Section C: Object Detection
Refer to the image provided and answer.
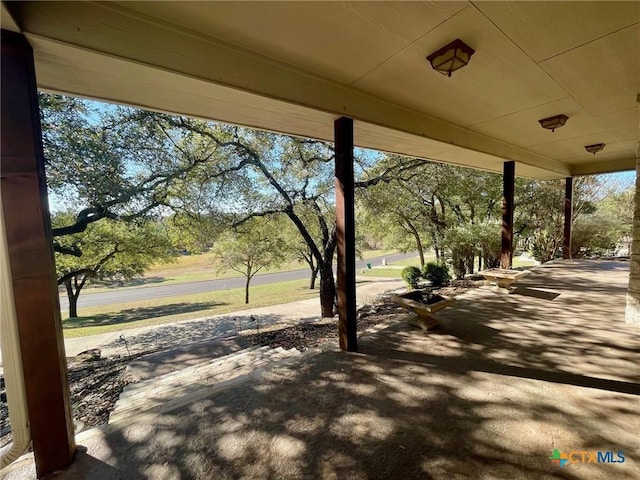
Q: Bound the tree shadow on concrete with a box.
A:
[74,342,636,480]
[43,259,639,479]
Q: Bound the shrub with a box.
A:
[401,266,422,289]
[422,262,450,287]
[474,221,501,269]
[443,225,477,279]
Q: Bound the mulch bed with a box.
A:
[401,291,446,304]
[0,354,145,449]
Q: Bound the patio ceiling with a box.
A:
[2,1,638,180]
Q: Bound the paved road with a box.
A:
[59,252,416,311]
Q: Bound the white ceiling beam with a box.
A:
[12,1,570,178]
[571,157,636,176]
[1,1,20,32]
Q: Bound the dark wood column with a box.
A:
[335,117,357,352]
[501,161,515,269]
[1,30,76,476]
[563,177,573,259]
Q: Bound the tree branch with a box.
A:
[52,206,117,237]
[232,208,288,227]
[57,269,97,285]
[53,243,82,257]
[354,159,425,189]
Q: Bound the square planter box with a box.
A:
[479,268,529,292]
[391,290,455,330]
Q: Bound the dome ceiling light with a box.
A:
[538,114,569,132]
[584,143,605,155]
[426,39,475,77]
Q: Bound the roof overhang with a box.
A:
[4,1,638,180]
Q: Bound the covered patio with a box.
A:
[1,1,638,477]
[3,259,639,479]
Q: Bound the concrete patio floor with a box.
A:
[3,259,639,479]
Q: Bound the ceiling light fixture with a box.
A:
[584,143,605,155]
[538,114,568,132]
[426,39,475,77]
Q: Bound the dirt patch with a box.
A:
[0,353,145,449]
[243,300,407,351]
[401,291,446,304]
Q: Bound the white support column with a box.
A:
[625,98,640,324]
[625,119,640,323]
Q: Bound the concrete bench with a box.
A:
[479,268,529,292]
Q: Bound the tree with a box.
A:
[474,220,502,269]
[42,95,423,317]
[443,225,477,279]
[358,177,433,267]
[358,157,455,266]
[133,114,423,317]
[53,213,175,317]
[515,177,599,263]
[212,219,286,304]
[358,161,503,269]
[41,93,229,257]
[571,184,634,257]
[272,212,323,290]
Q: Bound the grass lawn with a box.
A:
[62,250,538,339]
[357,268,404,279]
[385,254,437,267]
[63,279,317,338]
[512,257,537,268]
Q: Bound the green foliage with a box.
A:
[443,225,477,279]
[164,213,223,254]
[473,221,502,269]
[422,262,450,287]
[594,185,634,239]
[401,266,422,289]
[515,179,564,263]
[53,213,175,284]
[570,186,634,257]
[357,160,503,268]
[53,212,176,317]
[515,177,602,263]
[571,214,619,257]
[212,218,287,303]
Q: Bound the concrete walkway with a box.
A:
[4,260,640,479]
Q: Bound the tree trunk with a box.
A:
[431,232,440,262]
[309,267,319,290]
[318,260,336,318]
[65,279,79,318]
[406,221,425,267]
[245,276,250,304]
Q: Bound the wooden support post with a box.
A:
[335,117,357,352]
[1,30,76,476]
[563,177,573,259]
[501,161,515,269]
